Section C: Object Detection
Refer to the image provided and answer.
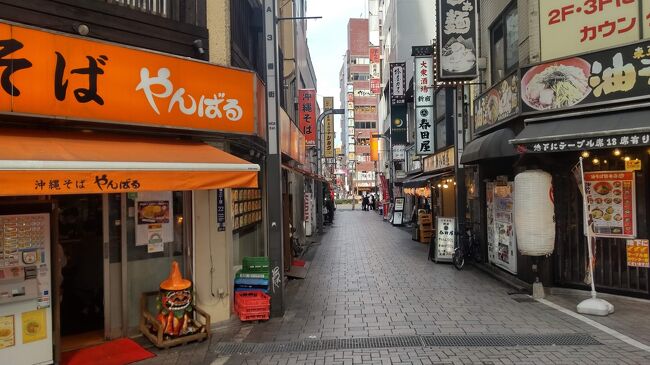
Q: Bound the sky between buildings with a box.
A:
[307,0,367,148]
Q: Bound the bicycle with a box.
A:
[452,222,482,270]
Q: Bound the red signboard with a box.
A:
[370,79,381,95]
[298,89,316,145]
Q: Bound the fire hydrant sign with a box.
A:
[626,239,649,268]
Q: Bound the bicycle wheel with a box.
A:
[452,249,464,270]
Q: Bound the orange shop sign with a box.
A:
[0,22,259,135]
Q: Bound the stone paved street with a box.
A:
[138,210,650,364]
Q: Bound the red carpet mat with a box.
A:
[61,338,155,365]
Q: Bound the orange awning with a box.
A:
[0,129,259,196]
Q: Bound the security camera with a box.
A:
[193,39,205,55]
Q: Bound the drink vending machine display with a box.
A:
[0,213,53,365]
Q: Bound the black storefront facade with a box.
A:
[463,42,650,298]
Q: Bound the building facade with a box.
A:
[0,1,316,363]
[339,18,378,196]
[462,0,650,299]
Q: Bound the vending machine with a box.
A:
[0,213,53,365]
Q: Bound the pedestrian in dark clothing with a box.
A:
[362,195,368,211]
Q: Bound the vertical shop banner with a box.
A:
[493,182,517,274]
[436,217,455,260]
[584,171,636,238]
[323,97,335,158]
[627,239,649,268]
[347,84,356,175]
[437,0,478,80]
[217,189,226,232]
[370,47,381,95]
[135,191,174,252]
[413,47,435,155]
[389,63,406,105]
[391,103,408,145]
[299,89,317,145]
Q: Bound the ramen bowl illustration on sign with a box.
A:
[522,57,591,111]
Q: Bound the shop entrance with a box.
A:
[57,194,105,349]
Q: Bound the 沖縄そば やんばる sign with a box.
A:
[0,22,259,135]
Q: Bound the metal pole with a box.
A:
[263,0,285,317]
[454,85,467,234]
[316,109,344,234]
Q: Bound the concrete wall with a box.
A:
[479,0,534,88]
[193,190,233,323]
[207,0,230,66]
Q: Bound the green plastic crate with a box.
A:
[236,269,270,280]
[242,256,270,273]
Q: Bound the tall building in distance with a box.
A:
[340,18,378,196]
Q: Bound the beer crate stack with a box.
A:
[418,212,433,244]
[234,256,270,321]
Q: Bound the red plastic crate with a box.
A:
[238,311,269,321]
[235,291,270,307]
[235,303,269,315]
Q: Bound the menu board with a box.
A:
[435,217,455,261]
[232,188,262,231]
[492,183,517,274]
[584,171,636,238]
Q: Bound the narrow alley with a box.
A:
[140,211,650,365]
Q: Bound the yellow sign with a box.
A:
[324,97,335,158]
[625,159,642,171]
[627,239,649,267]
[539,0,645,61]
[21,309,46,344]
[0,315,15,349]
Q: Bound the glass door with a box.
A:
[124,191,190,335]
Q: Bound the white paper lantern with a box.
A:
[514,170,555,256]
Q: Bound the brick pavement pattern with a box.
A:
[138,210,650,364]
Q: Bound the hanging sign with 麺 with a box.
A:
[437,0,478,80]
